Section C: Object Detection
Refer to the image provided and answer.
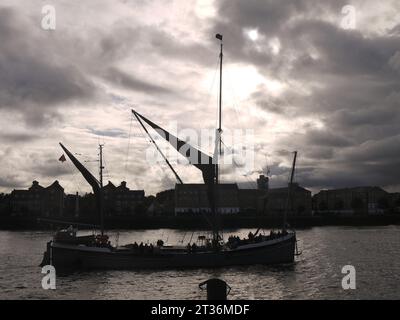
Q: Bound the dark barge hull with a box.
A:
[41,233,296,270]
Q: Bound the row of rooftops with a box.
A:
[315,186,388,195]
[9,180,396,200]
[102,181,144,195]
[11,180,144,196]
[173,182,310,194]
[11,180,64,195]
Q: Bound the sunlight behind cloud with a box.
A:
[195,0,216,18]
[269,37,281,55]
[247,29,259,41]
[224,65,286,102]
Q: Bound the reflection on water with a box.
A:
[0,226,399,299]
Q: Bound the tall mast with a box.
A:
[214,33,223,244]
[99,144,105,235]
[99,144,104,188]
[216,33,223,186]
[284,151,297,232]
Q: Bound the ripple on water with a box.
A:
[0,227,399,299]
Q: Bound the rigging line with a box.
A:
[242,169,258,189]
[202,59,219,130]
[189,231,195,244]
[135,115,174,188]
[219,139,257,188]
[131,115,164,189]
[233,117,264,183]
[59,149,79,194]
[103,148,111,184]
[131,117,150,189]
[225,59,245,129]
[124,114,134,183]
[63,163,78,195]
[208,60,220,99]
[177,134,214,159]
[224,59,265,181]
[133,112,183,185]
[65,158,83,195]
[180,232,186,244]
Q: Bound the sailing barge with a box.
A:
[40,34,298,270]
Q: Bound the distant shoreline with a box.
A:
[0,214,399,230]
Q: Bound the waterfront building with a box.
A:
[174,183,240,215]
[10,180,64,217]
[257,174,269,191]
[267,183,312,217]
[103,181,145,216]
[153,189,175,216]
[313,186,390,216]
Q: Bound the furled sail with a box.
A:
[131,110,216,186]
[59,143,103,229]
[132,110,219,240]
[60,143,101,193]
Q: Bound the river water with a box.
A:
[0,226,399,300]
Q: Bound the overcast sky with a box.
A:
[1,0,400,195]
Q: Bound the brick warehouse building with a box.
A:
[10,180,64,217]
[313,186,391,215]
[102,181,145,216]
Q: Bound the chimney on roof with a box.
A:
[257,175,269,191]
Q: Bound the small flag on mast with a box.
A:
[215,33,223,41]
[59,154,66,162]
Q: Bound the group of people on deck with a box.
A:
[227,229,289,249]
[186,242,198,253]
[129,242,154,254]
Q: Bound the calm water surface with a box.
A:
[0,226,399,299]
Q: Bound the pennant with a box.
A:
[59,154,66,163]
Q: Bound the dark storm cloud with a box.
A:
[287,22,400,76]
[103,67,173,95]
[0,132,39,143]
[0,6,212,129]
[252,90,291,115]
[29,154,72,177]
[2,0,400,193]
[209,0,400,190]
[0,7,97,125]
[211,0,349,71]
[297,157,400,190]
[342,135,400,163]
[88,127,127,138]
[0,3,221,122]
[388,23,400,36]
[93,23,215,73]
[0,174,25,189]
[303,147,334,160]
[304,129,353,147]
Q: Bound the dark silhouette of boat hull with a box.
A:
[41,233,296,270]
